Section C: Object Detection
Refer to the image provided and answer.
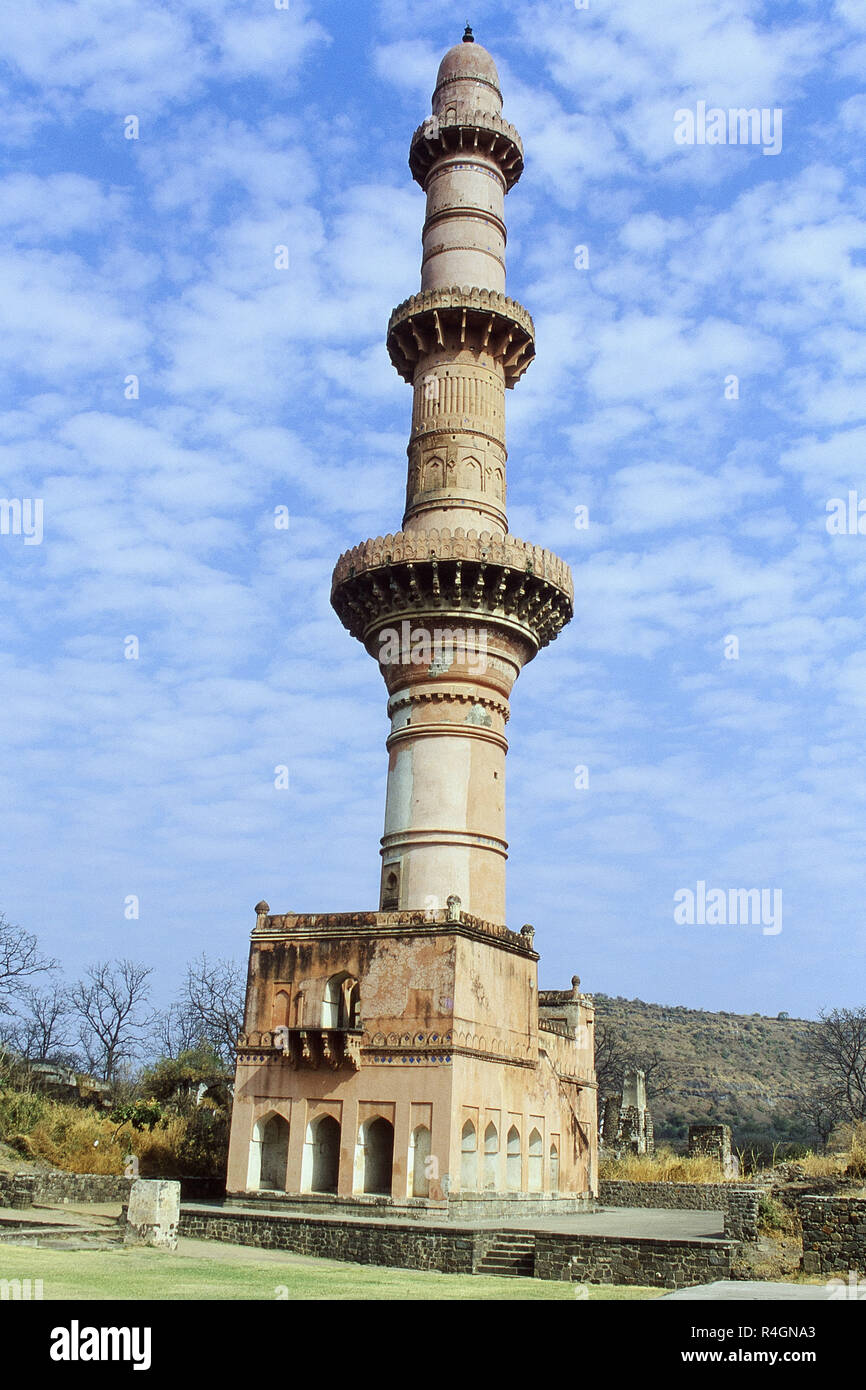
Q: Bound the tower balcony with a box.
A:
[409,111,524,190]
[387,286,535,387]
[236,1026,364,1072]
[331,526,573,656]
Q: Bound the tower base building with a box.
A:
[227,31,598,1212]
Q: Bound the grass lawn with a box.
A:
[0,1241,664,1301]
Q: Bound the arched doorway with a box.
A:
[358,1117,394,1195]
[460,1119,478,1191]
[528,1128,543,1191]
[302,1114,341,1194]
[251,1112,288,1191]
[408,1124,431,1197]
[483,1122,499,1190]
[506,1125,521,1192]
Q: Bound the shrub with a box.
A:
[109,1098,163,1131]
[0,1086,49,1136]
[758,1194,786,1231]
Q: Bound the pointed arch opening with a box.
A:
[355,1116,394,1196]
[460,1119,478,1192]
[528,1127,543,1192]
[249,1111,289,1192]
[550,1139,560,1193]
[506,1125,521,1192]
[408,1124,432,1197]
[322,973,360,1029]
[483,1121,499,1191]
[301,1114,340,1194]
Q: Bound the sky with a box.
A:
[1,0,864,1023]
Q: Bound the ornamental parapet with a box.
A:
[387,286,534,386]
[332,527,572,596]
[409,111,524,189]
[250,902,538,956]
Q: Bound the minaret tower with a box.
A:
[227,31,598,1210]
[331,28,573,927]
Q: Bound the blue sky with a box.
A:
[1,0,865,1022]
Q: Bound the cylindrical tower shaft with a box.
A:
[331,31,572,925]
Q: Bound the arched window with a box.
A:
[506,1125,521,1192]
[528,1128,543,1192]
[550,1140,560,1193]
[483,1121,499,1191]
[460,1119,478,1192]
[322,973,360,1029]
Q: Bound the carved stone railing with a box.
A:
[333,527,572,596]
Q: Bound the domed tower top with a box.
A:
[432,27,503,118]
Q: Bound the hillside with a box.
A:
[593,995,819,1150]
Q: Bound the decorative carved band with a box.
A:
[409,112,523,189]
[386,721,509,755]
[412,371,504,433]
[387,287,535,387]
[380,827,509,856]
[388,689,510,720]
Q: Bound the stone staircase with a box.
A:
[475,1232,536,1278]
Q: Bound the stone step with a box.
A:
[476,1233,536,1276]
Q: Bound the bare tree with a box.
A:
[625,1046,674,1101]
[801,1084,847,1151]
[594,1021,628,1098]
[0,912,58,1015]
[70,960,154,1082]
[808,1007,866,1122]
[150,1001,204,1061]
[4,983,79,1066]
[181,954,245,1066]
[594,1022,672,1101]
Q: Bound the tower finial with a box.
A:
[463,24,474,43]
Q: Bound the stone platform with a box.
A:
[179,1200,734,1288]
